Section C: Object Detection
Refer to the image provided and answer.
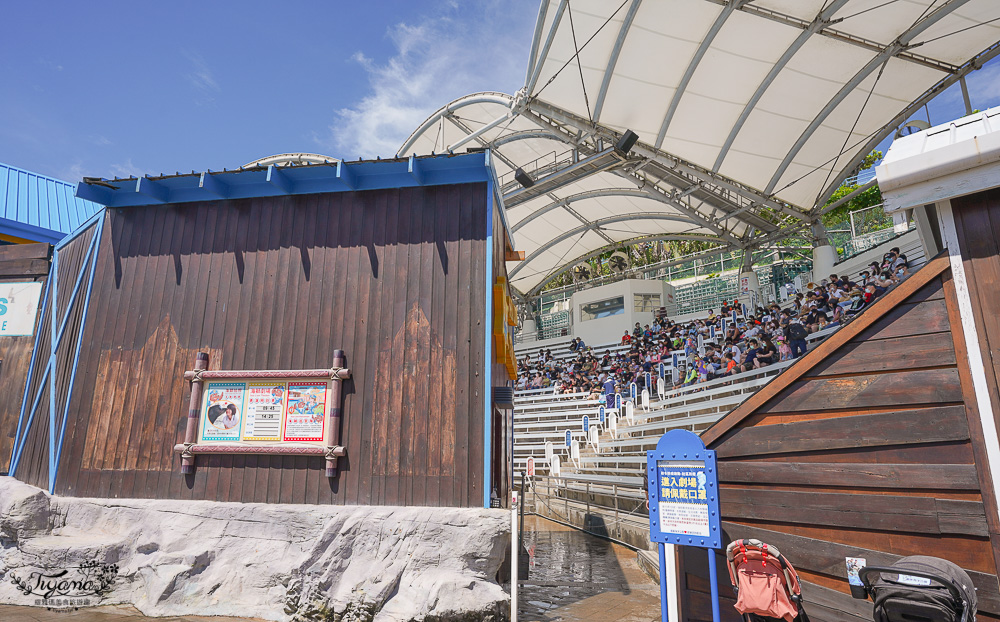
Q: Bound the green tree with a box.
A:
[822,150,884,227]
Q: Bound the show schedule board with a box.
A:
[198,379,330,445]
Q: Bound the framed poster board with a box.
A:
[196,379,331,446]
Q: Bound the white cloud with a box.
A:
[183,50,221,106]
[965,60,1000,110]
[109,158,144,179]
[58,161,88,184]
[322,2,533,159]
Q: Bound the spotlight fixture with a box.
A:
[514,167,534,188]
[614,129,639,154]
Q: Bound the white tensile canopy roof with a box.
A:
[399,0,1000,296]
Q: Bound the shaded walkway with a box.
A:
[518,515,660,622]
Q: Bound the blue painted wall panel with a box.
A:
[0,162,102,242]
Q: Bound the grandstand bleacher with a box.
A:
[512,232,926,550]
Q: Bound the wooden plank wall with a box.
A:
[0,243,50,472]
[951,189,1000,571]
[681,269,1000,622]
[9,230,97,490]
[14,183,491,507]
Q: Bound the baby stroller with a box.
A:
[726,539,810,622]
[856,556,977,622]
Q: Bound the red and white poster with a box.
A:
[282,382,327,442]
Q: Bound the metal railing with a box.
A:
[522,473,650,547]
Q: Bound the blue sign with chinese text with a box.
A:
[647,429,721,549]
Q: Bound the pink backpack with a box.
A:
[726,539,810,622]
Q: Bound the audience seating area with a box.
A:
[512,233,926,547]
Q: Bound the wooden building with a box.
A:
[0,243,51,473]
[677,109,1000,621]
[4,152,519,508]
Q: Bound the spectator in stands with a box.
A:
[514,251,920,398]
[755,336,777,368]
[722,352,737,375]
[776,335,792,361]
[785,320,808,358]
[740,339,761,372]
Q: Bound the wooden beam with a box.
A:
[716,405,969,458]
[702,253,951,446]
[719,461,982,490]
[0,243,51,262]
[505,249,525,262]
[0,258,51,277]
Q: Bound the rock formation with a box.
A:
[0,477,510,621]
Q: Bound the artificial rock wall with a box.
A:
[0,477,509,621]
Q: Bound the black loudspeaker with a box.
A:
[514,167,534,188]
[614,129,639,154]
[493,386,515,410]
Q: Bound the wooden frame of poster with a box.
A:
[175,350,350,478]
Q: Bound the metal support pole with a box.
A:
[181,352,209,474]
[658,543,669,622]
[708,548,721,622]
[960,75,974,116]
[519,472,525,543]
[613,483,619,533]
[511,490,519,622]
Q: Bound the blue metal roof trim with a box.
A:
[0,162,103,242]
[76,152,497,208]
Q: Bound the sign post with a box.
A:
[511,489,519,622]
[648,429,722,622]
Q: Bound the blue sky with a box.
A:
[3,2,1000,186]
[1,1,536,181]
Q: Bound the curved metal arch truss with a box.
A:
[400,1,1000,296]
[515,234,728,297]
[509,212,725,279]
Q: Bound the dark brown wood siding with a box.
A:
[683,259,1000,622]
[0,243,50,472]
[15,183,492,507]
[951,188,1000,588]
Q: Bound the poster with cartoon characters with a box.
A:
[199,382,246,442]
[282,382,327,442]
[242,383,286,441]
